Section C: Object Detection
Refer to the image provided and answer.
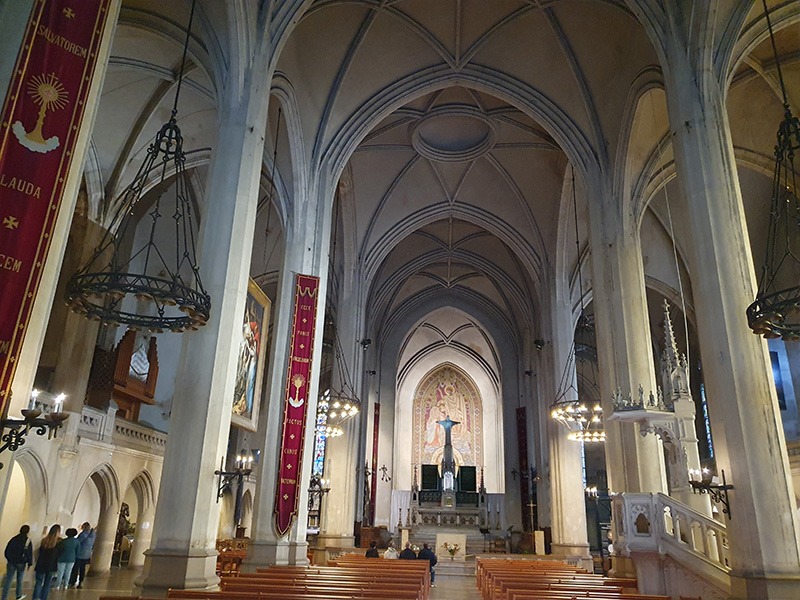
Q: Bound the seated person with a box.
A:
[417,542,438,586]
[383,542,399,559]
[399,542,417,559]
[365,541,380,558]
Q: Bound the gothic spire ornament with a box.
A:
[66,0,209,333]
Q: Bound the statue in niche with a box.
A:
[128,332,151,382]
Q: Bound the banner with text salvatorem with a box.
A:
[274,274,320,537]
[0,0,112,413]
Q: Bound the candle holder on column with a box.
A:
[689,468,733,519]
[214,451,255,535]
[1,390,69,469]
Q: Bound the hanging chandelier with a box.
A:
[747,0,800,342]
[550,314,606,443]
[550,166,605,443]
[67,0,209,333]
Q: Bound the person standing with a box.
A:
[32,526,60,600]
[417,542,438,587]
[53,530,78,591]
[383,542,399,559]
[2,525,33,600]
[69,523,95,589]
[398,542,416,560]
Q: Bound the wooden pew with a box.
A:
[475,556,669,600]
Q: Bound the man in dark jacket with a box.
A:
[398,542,416,560]
[365,541,379,558]
[416,542,438,587]
[2,525,32,600]
[69,523,96,588]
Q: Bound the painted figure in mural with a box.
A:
[233,303,260,417]
[424,380,472,464]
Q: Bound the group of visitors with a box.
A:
[1,523,96,600]
[364,541,439,586]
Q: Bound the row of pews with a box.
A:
[102,554,430,600]
[476,557,670,600]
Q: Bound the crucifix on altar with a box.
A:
[437,415,460,493]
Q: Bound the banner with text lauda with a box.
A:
[0,0,112,412]
[274,274,320,537]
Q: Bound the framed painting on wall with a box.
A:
[231,279,271,430]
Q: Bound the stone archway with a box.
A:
[412,363,483,473]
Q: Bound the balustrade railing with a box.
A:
[612,492,730,574]
[75,405,166,455]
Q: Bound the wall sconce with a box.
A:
[689,468,733,519]
[360,339,372,350]
[1,390,68,469]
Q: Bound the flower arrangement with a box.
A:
[442,542,460,559]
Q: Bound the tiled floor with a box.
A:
[7,566,483,600]
[430,575,481,599]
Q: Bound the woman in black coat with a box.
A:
[33,525,61,600]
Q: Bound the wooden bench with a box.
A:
[474,557,671,600]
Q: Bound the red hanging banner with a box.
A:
[274,274,320,537]
[368,403,380,525]
[0,0,113,411]
[516,407,531,531]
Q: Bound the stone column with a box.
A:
[543,273,590,565]
[587,184,667,579]
[48,215,104,413]
[587,186,667,496]
[90,500,119,575]
[129,506,155,569]
[135,57,272,594]
[316,281,364,549]
[246,182,335,568]
[316,417,359,548]
[664,53,800,598]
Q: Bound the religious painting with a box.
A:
[231,279,271,430]
[412,363,483,471]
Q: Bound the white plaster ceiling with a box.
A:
[82,1,800,367]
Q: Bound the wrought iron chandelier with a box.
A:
[317,333,361,427]
[550,166,605,443]
[67,0,209,333]
[314,204,360,437]
[747,0,800,341]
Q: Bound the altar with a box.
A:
[407,415,492,530]
[436,532,466,562]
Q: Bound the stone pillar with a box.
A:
[587,185,667,579]
[90,500,119,575]
[245,184,335,568]
[587,186,667,496]
[129,506,155,569]
[544,273,590,564]
[316,416,359,548]
[49,218,107,412]
[135,58,272,594]
[664,53,800,598]
[316,281,364,549]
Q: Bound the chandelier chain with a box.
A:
[172,0,198,118]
